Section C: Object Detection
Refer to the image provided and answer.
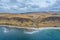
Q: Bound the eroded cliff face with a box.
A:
[0,13,60,27]
[0,14,33,27]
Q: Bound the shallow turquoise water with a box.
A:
[30,29,60,40]
[0,26,60,40]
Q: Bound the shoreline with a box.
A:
[0,25,60,34]
[0,25,60,30]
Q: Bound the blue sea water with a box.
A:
[0,26,60,40]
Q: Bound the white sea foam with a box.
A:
[1,27,10,33]
[24,31,39,34]
[1,25,60,34]
[24,27,60,34]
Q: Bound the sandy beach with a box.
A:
[0,25,60,34]
[0,25,60,30]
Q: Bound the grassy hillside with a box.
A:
[0,13,60,27]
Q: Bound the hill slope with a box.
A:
[0,13,60,27]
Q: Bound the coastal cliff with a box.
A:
[0,13,60,27]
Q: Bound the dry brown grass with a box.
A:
[0,13,60,27]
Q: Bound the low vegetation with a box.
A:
[0,13,60,27]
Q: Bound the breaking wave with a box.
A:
[24,27,60,34]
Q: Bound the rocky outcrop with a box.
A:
[41,16,60,22]
[11,17,33,23]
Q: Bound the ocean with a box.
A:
[0,26,60,40]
